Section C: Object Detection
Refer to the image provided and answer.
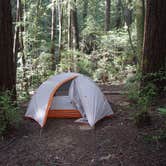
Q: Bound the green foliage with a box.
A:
[158,107,166,116]
[77,58,92,76]
[134,110,151,127]
[126,73,157,108]
[57,50,93,76]
[142,107,166,143]
[126,70,166,127]
[142,70,166,95]
[126,73,141,102]
[126,73,159,127]
[58,28,137,83]
[93,29,136,83]
[17,0,138,96]
[144,133,166,143]
[0,91,20,136]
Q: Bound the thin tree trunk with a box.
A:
[121,1,136,63]
[35,0,41,58]
[20,1,28,93]
[13,0,20,64]
[136,0,145,66]
[67,0,72,49]
[105,0,111,31]
[50,0,56,71]
[0,0,16,97]
[141,0,166,95]
[13,0,21,95]
[70,0,79,72]
[127,26,136,57]
[58,0,63,63]
[71,0,79,50]
[115,0,122,29]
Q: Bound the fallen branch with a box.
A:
[103,91,125,95]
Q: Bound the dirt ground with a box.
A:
[0,85,166,166]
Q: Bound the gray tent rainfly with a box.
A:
[25,72,113,127]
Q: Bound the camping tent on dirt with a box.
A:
[25,72,113,127]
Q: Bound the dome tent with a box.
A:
[25,72,113,127]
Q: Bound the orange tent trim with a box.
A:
[47,109,82,118]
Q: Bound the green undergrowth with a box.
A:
[0,91,20,136]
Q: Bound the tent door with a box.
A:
[48,96,81,118]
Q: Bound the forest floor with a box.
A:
[0,85,166,166]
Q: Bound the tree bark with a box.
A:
[115,0,122,29]
[34,0,41,58]
[105,0,111,31]
[136,0,145,66]
[121,2,136,62]
[58,0,63,63]
[50,0,56,70]
[71,0,79,50]
[141,0,166,95]
[13,0,21,64]
[67,0,72,49]
[0,0,16,96]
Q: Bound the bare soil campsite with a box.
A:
[0,0,166,166]
[0,85,166,166]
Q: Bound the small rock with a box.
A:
[119,101,130,106]
[99,154,112,161]
[79,124,95,130]
[91,158,95,163]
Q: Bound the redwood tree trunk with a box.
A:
[141,0,166,94]
[105,0,111,31]
[0,0,16,95]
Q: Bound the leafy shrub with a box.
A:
[57,50,93,76]
[77,58,92,76]
[125,73,141,102]
[158,107,166,116]
[0,91,20,136]
[143,107,166,143]
[126,73,158,127]
[134,110,151,127]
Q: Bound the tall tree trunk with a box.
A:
[50,0,56,71]
[115,0,122,29]
[141,0,166,95]
[67,0,72,49]
[20,0,28,93]
[34,0,41,58]
[122,1,136,64]
[13,0,21,64]
[0,0,16,96]
[105,0,111,31]
[13,0,21,95]
[136,0,145,66]
[71,0,79,50]
[58,0,63,63]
